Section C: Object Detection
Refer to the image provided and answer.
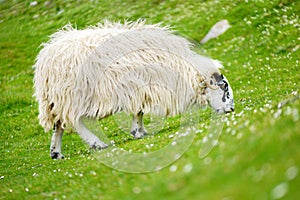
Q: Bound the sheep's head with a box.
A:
[205,72,234,114]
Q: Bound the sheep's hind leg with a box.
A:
[131,111,148,139]
[50,121,64,159]
[75,118,108,150]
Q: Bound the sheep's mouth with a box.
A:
[225,108,234,114]
[216,107,234,114]
[225,107,234,113]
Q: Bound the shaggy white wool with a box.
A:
[34,20,221,131]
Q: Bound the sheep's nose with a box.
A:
[225,107,234,113]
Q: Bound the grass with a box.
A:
[0,0,299,199]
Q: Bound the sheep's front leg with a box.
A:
[131,111,148,139]
[75,118,108,149]
[50,121,64,159]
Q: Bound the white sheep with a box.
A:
[33,20,234,159]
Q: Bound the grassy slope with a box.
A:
[0,0,299,199]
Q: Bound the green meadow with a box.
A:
[0,0,299,199]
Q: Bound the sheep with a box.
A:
[33,20,234,159]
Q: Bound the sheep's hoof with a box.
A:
[131,128,148,139]
[51,152,64,159]
[90,141,108,150]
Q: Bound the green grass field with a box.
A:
[0,0,299,199]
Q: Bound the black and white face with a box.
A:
[205,73,234,114]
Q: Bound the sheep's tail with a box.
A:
[37,99,55,132]
[33,67,55,132]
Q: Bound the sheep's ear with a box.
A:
[206,72,220,90]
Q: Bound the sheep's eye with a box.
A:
[218,81,228,91]
[217,82,225,90]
